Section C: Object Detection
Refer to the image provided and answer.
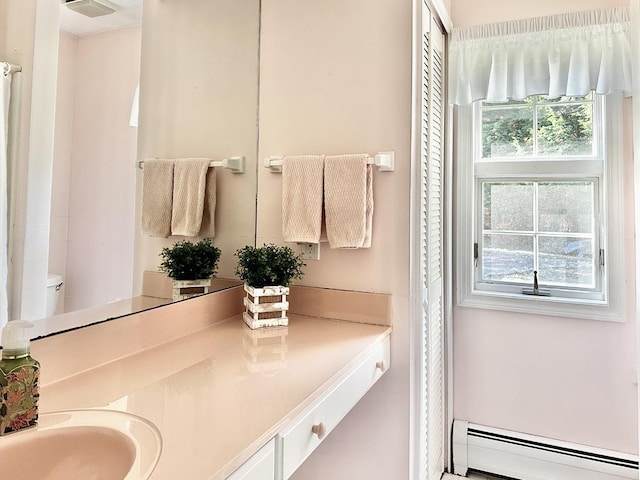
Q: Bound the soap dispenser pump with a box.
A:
[0,321,40,435]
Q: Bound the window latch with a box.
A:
[473,243,478,267]
[522,270,550,297]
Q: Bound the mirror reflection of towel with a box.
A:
[198,167,217,237]
[324,154,373,249]
[141,159,175,238]
[171,158,212,237]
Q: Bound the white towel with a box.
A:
[198,167,217,237]
[282,155,324,243]
[141,159,175,238]
[171,158,212,236]
[324,154,373,249]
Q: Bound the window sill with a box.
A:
[457,290,624,322]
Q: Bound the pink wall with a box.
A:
[51,26,141,313]
[257,0,412,478]
[451,0,638,454]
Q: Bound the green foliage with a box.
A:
[235,244,305,288]
[159,238,221,280]
[482,109,533,157]
[537,103,592,155]
[482,96,593,157]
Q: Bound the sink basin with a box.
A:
[0,409,162,480]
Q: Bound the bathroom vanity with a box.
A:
[227,328,390,480]
[31,285,392,479]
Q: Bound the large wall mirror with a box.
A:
[3,0,259,336]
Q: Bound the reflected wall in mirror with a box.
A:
[49,11,142,316]
[2,0,259,331]
[133,0,260,295]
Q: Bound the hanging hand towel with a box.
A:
[282,155,324,243]
[171,158,212,236]
[362,162,374,248]
[324,154,373,249]
[141,159,175,238]
[198,167,217,237]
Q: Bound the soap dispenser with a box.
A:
[0,321,40,435]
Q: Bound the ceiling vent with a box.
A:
[63,0,117,18]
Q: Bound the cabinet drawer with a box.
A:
[227,438,275,480]
[278,336,390,479]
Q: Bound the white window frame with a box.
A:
[455,93,625,321]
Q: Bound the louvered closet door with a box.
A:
[417,3,445,480]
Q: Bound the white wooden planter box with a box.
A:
[243,284,289,329]
[172,279,212,301]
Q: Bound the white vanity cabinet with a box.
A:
[276,335,391,479]
[227,335,391,480]
[228,439,276,480]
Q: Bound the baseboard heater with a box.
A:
[452,420,639,480]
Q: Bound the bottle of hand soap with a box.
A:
[0,321,39,435]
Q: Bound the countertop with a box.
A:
[38,314,391,479]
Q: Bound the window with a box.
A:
[480,180,599,292]
[481,95,596,157]
[456,93,625,320]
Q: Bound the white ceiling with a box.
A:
[59,0,143,36]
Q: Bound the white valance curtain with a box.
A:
[449,7,633,105]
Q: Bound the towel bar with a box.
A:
[264,151,395,173]
[137,156,245,174]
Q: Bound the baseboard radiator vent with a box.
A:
[452,420,638,480]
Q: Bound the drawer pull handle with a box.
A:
[312,422,327,440]
[376,360,387,372]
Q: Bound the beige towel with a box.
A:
[282,155,324,243]
[324,154,373,249]
[362,163,373,248]
[198,167,217,237]
[141,159,175,238]
[171,158,212,236]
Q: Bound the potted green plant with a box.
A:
[235,244,305,329]
[159,238,221,301]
